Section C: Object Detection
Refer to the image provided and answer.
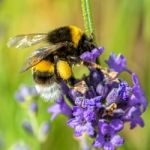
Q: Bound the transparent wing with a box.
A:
[20,43,66,72]
[7,33,47,48]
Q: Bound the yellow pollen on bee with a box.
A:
[32,60,54,73]
[57,60,72,80]
[69,25,83,48]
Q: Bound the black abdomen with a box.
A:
[47,26,72,44]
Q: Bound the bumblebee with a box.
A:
[8,25,96,101]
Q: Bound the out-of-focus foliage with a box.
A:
[0,0,149,150]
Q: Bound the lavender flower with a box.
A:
[67,106,95,137]
[29,102,38,113]
[80,47,104,63]
[93,120,124,150]
[123,106,144,129]
[22,121,33,135]
[129,73,147,112]
[106,53,127,73]
[39,122,51,142]
[15,86,37,103]
[48,48,147,150]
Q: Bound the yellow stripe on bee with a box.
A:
[69,25,83,48]
[57,60,72,80]
[32,60,54,73]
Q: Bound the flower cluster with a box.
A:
[48,48,147,150]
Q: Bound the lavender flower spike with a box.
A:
[47,47,147,150]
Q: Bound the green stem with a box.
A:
[28,111,41,150]
[81,0,96,42]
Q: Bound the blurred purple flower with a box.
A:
[29,102,38,113]
[22,121,33,135]
[40,122,50,135]
[15,86,37,102]
[39,122,51,142]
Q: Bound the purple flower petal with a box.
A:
[84,108,96,122]
[85,96,102,108]
[110,119,124,132]
[106,53,127,73]
[29,102,38,113]
[48,104,60,120]
[118,81,132,100]
[80,47,104,63]
[92,47,104,60]
[93,135,104,148]
[15,86,37,102]
[130,73,148,112]
[130,117,144,129]
[48,98,72,120]
[99,121,115,136]
[111,135,124,147]
[124,106,144,129]
[74,125,85,137]
[104,142,115,150]
[96,83,109,98]
[67,119,80,128]
[85,122,95,136]
[106,88,119,105]
[39,122,50,137]
[22,121,33,134]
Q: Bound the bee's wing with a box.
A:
[20,43,66,72]
[7,33,47,48]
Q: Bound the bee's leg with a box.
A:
[54,55,59,62]
[66,56,81,65]
[65,41,74,47]
[66,56,100,68]
[81,61,102,70]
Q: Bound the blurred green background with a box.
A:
[0,0,150,150]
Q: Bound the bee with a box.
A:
[8,25,96,101]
